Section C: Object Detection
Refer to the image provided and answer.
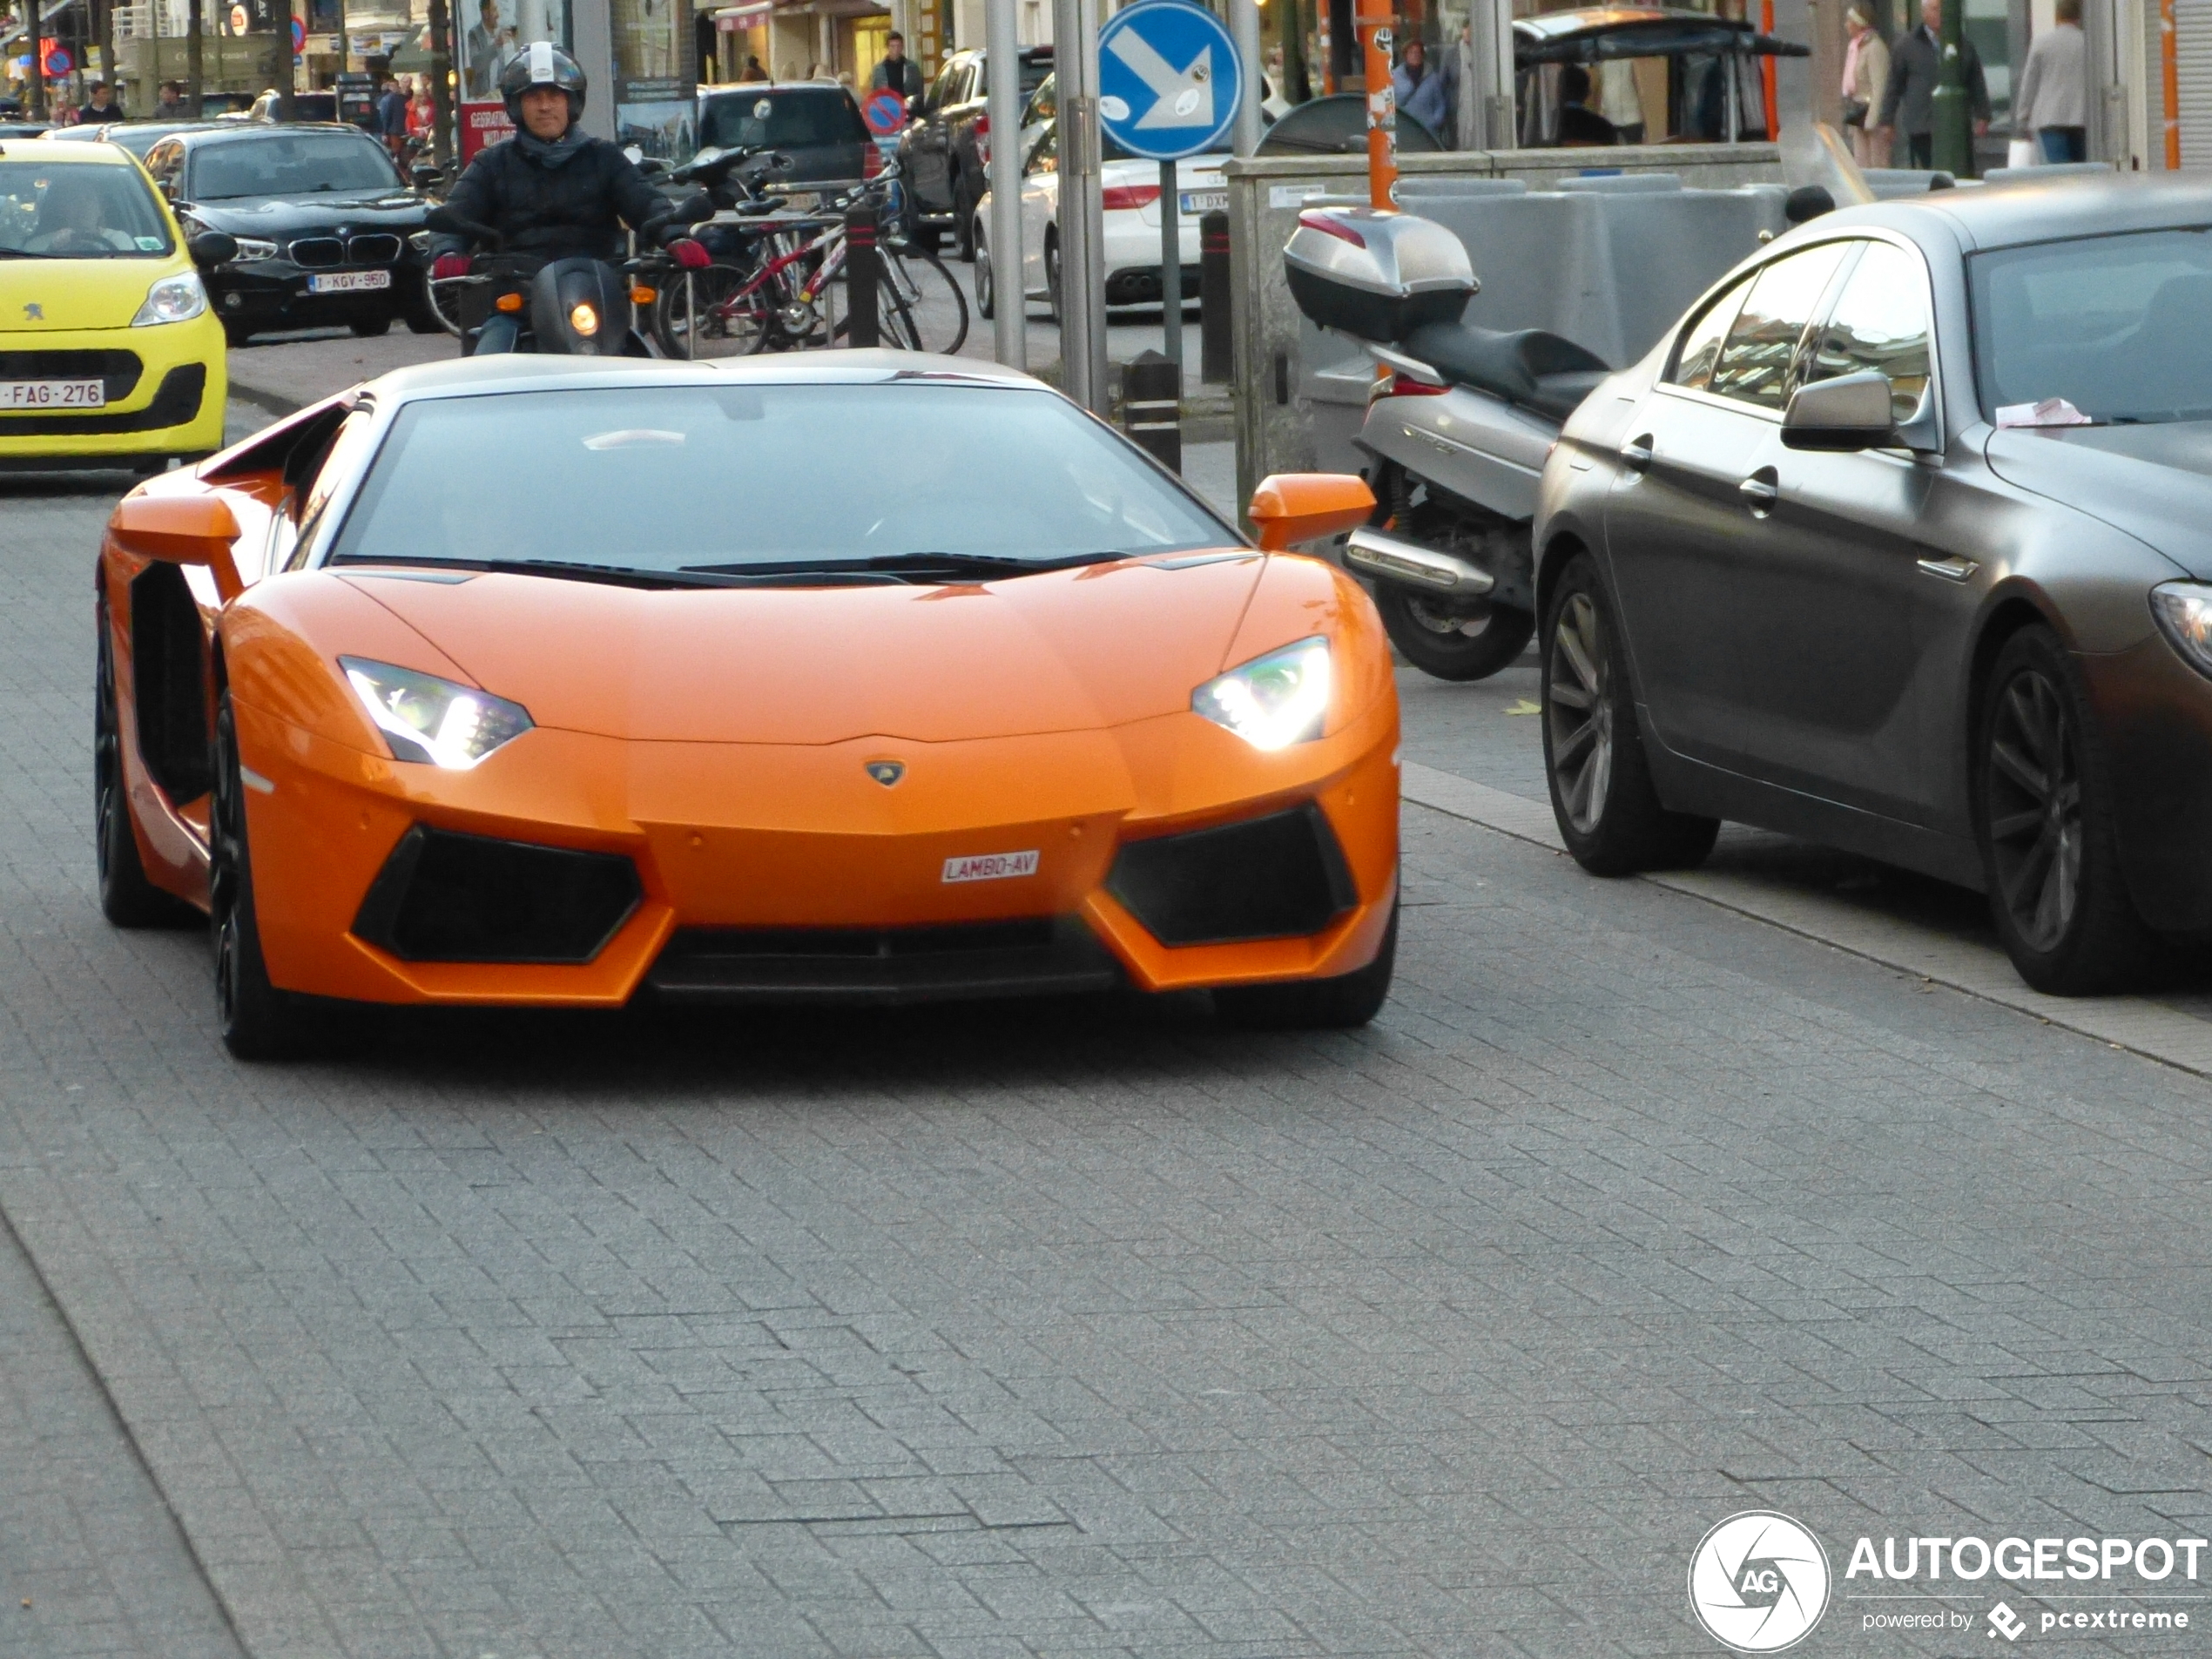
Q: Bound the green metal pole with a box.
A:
[1930,0,1971,174]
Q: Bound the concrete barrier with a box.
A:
[1224,145,1789,517]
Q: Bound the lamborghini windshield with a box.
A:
[328,381,1234,578]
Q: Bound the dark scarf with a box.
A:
[515,125,590,169]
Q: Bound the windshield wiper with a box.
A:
[331,555,767,590]
[682,550,1129,581]
[0,248,68,260]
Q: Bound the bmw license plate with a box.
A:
[0,379,104,408]
[307,269,392,293]
[1178,189,1227,216]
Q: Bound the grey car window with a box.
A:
[1707,242,1851,409]
[1669,275,1750,392]
[1804,241,1932,423]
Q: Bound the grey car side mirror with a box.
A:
[1782,370,1896,452]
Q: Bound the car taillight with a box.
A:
[1102,184,1162,212]
[974,111,990,168]
[862,143,882,178]
[1298,208,1365,246]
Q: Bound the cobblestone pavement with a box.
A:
[8,428,2212,1658]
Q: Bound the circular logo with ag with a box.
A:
[1688,1511,1831,1653]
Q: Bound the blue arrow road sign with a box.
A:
[1096,0,1241,161]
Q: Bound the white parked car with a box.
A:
[970,118,1229,320]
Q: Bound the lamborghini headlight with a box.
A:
[340,657,533,769]
[1191,637,1332,750]
[132,270,207,327]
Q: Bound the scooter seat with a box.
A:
[1399,321,1611,421]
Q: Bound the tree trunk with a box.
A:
[186,0,204,111]
[427,0,454,166]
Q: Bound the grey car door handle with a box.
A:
[1621,435,1654,471]
[1738,469,1779,513]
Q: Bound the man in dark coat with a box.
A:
[1878,0,1991,169]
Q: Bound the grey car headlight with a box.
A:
[1192,637,1332,750]
[341,657,533,769]
[2152,582,2212,682]
[132,271,207,327]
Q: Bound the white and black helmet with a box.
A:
[501,41,587,125]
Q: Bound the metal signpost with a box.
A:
[984,0,1024,371]
[1049,0,1108,412]
[1096,0,1242,377]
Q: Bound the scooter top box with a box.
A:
[1285,207,1475,343]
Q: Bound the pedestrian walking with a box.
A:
[376,75,410,158]
[869,31,923,104]
[152,79,189,118]
[1841,6,1890,165]
[76,78,119,125]
[1878,0,1990,170]
[1392,38,1451,140]
[2013,0,2088,161]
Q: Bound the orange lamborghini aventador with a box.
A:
[94,353,1399,1056]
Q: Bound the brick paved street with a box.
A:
[10,407,2212,1658]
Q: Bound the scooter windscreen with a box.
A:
[529,258,635,357]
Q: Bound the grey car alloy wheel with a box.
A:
[1548,590,1615,835]
[1985,663,2084,954]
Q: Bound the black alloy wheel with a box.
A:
[1975,625,2149,994]
[1213,899,1398,1029]
[210,690,310,1059]
[94,603,189,927]
[1372,583,1535,682]
[1540,552,1717,875]
[952,167,978,261]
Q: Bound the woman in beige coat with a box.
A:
[1842,7,1892,165]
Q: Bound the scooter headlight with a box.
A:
[1192,637,1332,750]
[569,300,600,337]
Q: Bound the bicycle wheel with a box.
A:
[421,267,465,338]
[862,247,969,354]
[653,263,773,358]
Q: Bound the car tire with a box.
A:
[1541,551,1718,876]
[973,226,995,320]
[222,320,253,347]
[94,606,190,928]
[1043,230,1062,324]
[210,690,316,1060]
[1974,624,2150,995]
[1372,583,1535,682]
[952,169,977,261]
[911,222,942,253]
[350,314,393,338]
[402,298,444,334]
[1213,900,1398,1030]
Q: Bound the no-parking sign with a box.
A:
[41,44,71,77]
[862,87,906,136]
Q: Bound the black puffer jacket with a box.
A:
[431,126,671,262]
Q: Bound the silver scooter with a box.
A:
[1285,206,1609,681]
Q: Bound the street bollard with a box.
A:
[1122,350,1181,475]
[1199,211,1232,385]
[846,204,879,349]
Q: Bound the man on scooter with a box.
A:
[428,44,706,352]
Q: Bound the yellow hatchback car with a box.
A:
[0,139,226,471]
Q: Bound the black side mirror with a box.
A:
[409,162,439,188]
[187,230,238,266]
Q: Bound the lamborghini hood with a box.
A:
[338,553,1268,745]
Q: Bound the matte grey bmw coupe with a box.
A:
[1534,176,2212,995]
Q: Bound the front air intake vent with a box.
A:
[1106,804,1358,946]
[352,826,641,963]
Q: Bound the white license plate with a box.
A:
[307,269,392,293]
[0,379,104,409]
[1179,189,1227,215]
[942,849,1039,884]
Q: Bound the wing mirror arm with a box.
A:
[108,496,246,602]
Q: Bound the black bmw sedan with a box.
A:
[139,123,435,344]
[1534,175,2212,995]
